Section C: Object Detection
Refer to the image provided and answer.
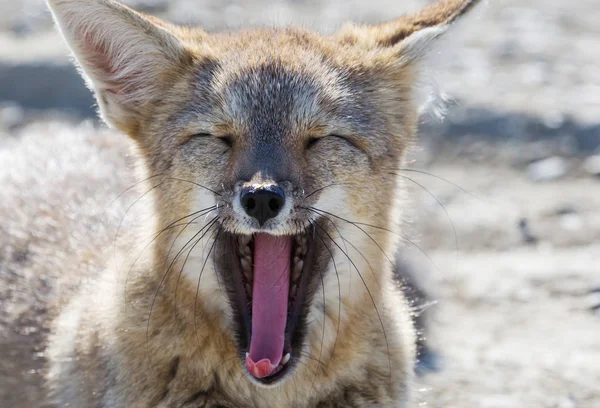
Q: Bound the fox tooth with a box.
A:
[292,260,303,282]
[281,353,291,365]
[240,257,251,274]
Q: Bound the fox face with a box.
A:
[48,0,479,398]
[145,31,410,386]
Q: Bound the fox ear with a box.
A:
[336,0,481,64]
[47,0,191,134]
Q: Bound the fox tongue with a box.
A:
[245,233,291,379]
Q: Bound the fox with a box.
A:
[0,0,480,406]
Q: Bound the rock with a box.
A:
[583,155,600,177]
[559,210,583,231]
[588,288,600,314]
[518,218,538,244]
[527,156,567,182]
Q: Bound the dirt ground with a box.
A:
[402,151,600,407]
[1,0,599,407]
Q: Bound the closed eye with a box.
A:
[217,135,234,148]
[193,133,233,148]
[306,137,321,149]
[305,134,349,149]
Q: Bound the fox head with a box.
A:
[48,0,479,390]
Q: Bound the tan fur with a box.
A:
[0,1,480,406]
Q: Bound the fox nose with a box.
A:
[240,185,286,226]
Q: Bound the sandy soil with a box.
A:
[400,154,600,407]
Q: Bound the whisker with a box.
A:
[312,222,393,388]
[122,207,216,301]
[165,177,221,196]
[309,208,395,285]
[294,359,319,377]
[101,173,164,217]
[304,182,351,199]
[308,236,327,399]
[163,208,217,270]
[313,226,342,365]
[342,237,380,290]
[145,216,219,371]
[113,181,164,258]
[298,351,335,372]
[392,168,480,201]
[307,210,352,291]
[306,206,441,276]
[210,228,225,293]
[193,224,222,344]
[173,217,220,313]
[392,173,459,278]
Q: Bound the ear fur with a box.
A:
[47,0,192,134]
[335,0,481,64]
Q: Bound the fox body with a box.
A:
[0,1,479,407]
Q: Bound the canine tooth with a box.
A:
[281,353,291,365]
[240,257,251,272]
[292,260,303,282]
[245,283,252,295]
[241,261,252,282]
[290,284,298,298]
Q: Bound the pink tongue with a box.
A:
[245,233,291,379]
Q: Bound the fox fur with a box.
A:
[0,1,480,407]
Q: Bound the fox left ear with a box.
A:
[47,0,193,135]
[335,0,481,64]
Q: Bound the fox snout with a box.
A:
[228,140,304,233]
[230,174,297,233]
[240,184,286,226]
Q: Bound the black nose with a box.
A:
[240,185,286,226]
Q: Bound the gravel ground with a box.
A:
[1,1,599,407]
[402,153,600,407]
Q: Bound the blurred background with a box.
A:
[1,0,598,407]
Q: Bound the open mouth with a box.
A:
[218,225,320,385]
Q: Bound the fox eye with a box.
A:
[217,135,234,148]
[306,134,346,150]
[306,137,321,149]
[192,133,233,148]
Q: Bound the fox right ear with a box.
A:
[336,0,481,65]
[47,0,192,135]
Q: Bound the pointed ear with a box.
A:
[335,0,481,64]
[47,0,192,134]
